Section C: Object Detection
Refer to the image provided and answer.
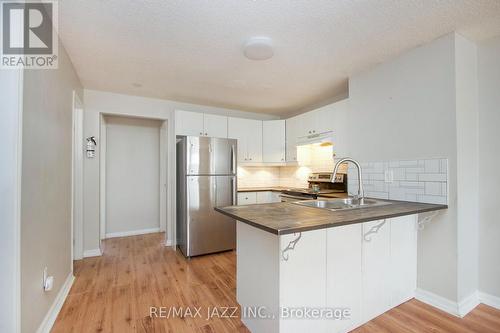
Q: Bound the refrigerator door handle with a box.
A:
[231,144,236,174]
[231,177,237,205]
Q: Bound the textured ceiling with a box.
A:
[59,0,500,116]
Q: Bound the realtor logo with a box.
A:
[1,0,58,69]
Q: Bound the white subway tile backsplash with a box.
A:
[417,195,447,205]
[392,168,405,181]
[348,157,448,205]
[400,181,424,189]
[440,159,448,173]
[425,182,442,195]
[442,183,448,196]
[405,173,418,181]
[418,173,447,182]
[424,159,441,173]
[399,160,419,167]
[240,158,448,206]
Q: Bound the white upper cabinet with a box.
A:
[175,110,227,138]
[203,113,228,138]
[175,110,204,136]
[263,120,286,163]
[228,117,262,163]
[285,116,299,162]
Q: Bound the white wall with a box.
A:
[346,33,459,302]
[477,35,500,299]
[454,35,479,302]
[0,69,23,333]
[83,90,279,254]
[105,116,162,236]
[20,43,83,333]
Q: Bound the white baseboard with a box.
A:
[478,291,500,310]
[165,239,173,246]
[36,272,74,333]
[105,227,160,239]
[416,288,461,316]
[83,248,102,258]
[416,288,494,317]
[458,291,480,317]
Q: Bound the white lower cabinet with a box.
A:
[237,215,418,333]
[256,191,281,203]
[361,219,392,321]
[237,192,257,205]
[279,229,327,333]
[326,223,362,332]
[389,215,417,307]
[238,191,281,205]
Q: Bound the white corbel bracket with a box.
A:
[417,211,439,230]
[281,232,302,261]
[363,219,386,242]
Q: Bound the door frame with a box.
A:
[99,115,169,241]
[71,91,84,262]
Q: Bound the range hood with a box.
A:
[296,131,335,147]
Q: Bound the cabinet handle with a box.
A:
[313,130,316,133]
[199,132,203,135]
[205,132,208,136]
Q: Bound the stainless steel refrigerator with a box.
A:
[176,136,237,257]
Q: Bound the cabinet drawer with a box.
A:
[237,192,257,205]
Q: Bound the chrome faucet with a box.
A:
[332,157,364,201]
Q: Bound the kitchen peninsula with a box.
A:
[215,199,447,333]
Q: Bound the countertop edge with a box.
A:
[214,207,280,235]
[215,204,447,236]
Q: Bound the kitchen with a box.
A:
[4,2,500,333]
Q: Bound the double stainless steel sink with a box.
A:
[292,197,392,211]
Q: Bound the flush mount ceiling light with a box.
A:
[243,37,274,61]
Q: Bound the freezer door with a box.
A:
[213,138,237,175]
[186,176,236,256]
[186,136,214,175]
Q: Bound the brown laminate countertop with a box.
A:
[215,199,447,235]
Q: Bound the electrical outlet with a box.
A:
[43,267,54,292]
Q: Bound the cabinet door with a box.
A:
[269,191,281,203]
[326,224,362,333]
[390,216,417,307]
[175,110,204,136]
[263,120,286,163]
[246,119,263,163]
[204,114,228,138]
[285,117,298,162]
[228,117,248,161]
[313,106,334,135]
[279,229,327,333]
[237,192,257,205]
[294,112,314,138]
[329,99,349,158]
[256,191,274,203]
[361,219,392,322]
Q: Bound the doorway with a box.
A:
[100,115,168,239]
[72,92,84,261]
